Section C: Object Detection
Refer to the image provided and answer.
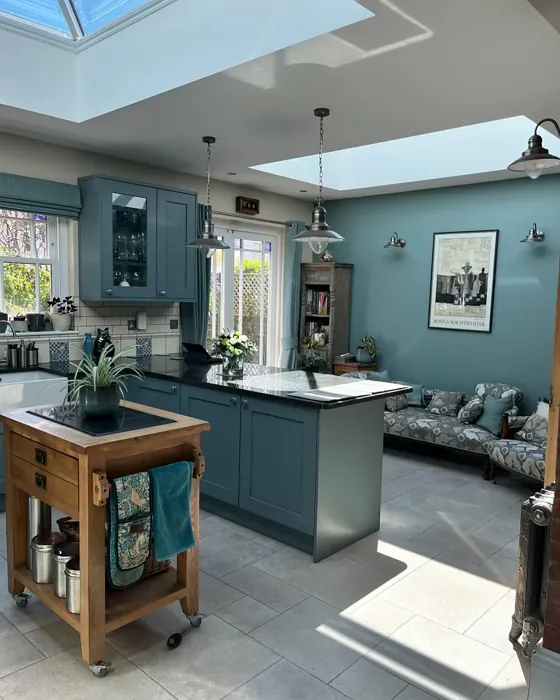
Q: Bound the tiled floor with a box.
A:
[0,448,534,699]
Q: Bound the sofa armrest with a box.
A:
[505,406,520,418]
[508,415,529,432]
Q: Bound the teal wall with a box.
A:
[327,177,560,410]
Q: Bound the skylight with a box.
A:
[251,116,560,191]
[0,0,150,37]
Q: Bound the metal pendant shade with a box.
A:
[384,233,406,250]
[520,223,545,244]
[187,136,230,255]
[293,108,344,254]
[507,119,560,180]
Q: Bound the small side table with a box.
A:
[333,362,377,376]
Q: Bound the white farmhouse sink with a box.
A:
[0,371,68,412]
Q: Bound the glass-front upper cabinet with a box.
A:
[101,183,157,298]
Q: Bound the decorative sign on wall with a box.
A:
[236,196,260,215]
[428,229,499,333]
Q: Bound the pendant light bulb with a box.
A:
[187,137,230,253]
[293,108,344,253]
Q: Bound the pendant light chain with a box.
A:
[318,114,324,207]
[206,139,212,208]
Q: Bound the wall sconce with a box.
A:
[384,233,406,250]
[521,223,545,244]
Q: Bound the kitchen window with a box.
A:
[207,222,282,366]
[0,210,69,316]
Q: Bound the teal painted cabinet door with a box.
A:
[127,377,180,413]
[0,425,4,513]
[182,386,241,506]
[239,397,318,534]
[156,189,197,302]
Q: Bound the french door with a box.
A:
[208,225,281,366]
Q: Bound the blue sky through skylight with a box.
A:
[73,0,149,34]
[0,0,69,33]
[251,117,560,191]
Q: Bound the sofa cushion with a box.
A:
[394,381,423,407]
[426,390,463,416]
[475,383,523,406]
[343,370,391,382]
[517,414,548,448]
[477,395,514,436]
[486,439,545,481]
[384,407,494,454]
[458,397,484,424]
[385,393,408,412]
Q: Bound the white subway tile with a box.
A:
[152,337,166,354]
[166,336,180,354]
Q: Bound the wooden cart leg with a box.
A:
[79,456,107,665]
[178,474,200,617]
[5,433,26,596]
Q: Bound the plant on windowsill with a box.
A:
[212,329,254,376]
[48,296,77,332]
[356,333,380,364]
[11,313,28,333]
[66,345,143,417]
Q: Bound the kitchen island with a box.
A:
[124,360,410,562]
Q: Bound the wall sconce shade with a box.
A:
[521,223,545,244]
[384,233,406,250]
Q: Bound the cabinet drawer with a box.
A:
[11,434,78,486]
[10,455,79,518]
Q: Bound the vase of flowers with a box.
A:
[48,296,77,332]
[66,345,143,417]
[212,330,254,376]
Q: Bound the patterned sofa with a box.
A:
[344,374,523,470]
[485,414,547,483]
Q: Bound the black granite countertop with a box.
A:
[0,358,411,409]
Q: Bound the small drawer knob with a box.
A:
[35,448,47,465]
[35,473,47,489]
[106,289,113,295]
[160,290,166,296]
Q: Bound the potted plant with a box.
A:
[48,296,77,332]
[299,337,328,373]
[11,314,28,333]
[356,333,380,364]
[66,345,143,417]
[212,330,254,376]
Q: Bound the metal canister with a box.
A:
[26,347,39,367]
[53,541,79,598]
[27,497,52,569]
[65,556,80,614]
[31,532,65,584]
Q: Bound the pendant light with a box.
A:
[520,223,545,244]
[187,136,230,257]
[293,108,345,254]
[507,118,560,180]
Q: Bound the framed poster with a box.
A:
[428,230,499,333]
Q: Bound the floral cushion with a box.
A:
[385,393,408,412]
[486,439,545,481]
[384,407,495,454]
[458,397,484,424]
[426,390,463,416]
[517,414,548,448]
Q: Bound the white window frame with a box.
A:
[211,217,284,366]
[0,211,70,314]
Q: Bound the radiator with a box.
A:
[510,485,555,657]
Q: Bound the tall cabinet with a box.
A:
[299,262,354,370]
[78,175,197,302]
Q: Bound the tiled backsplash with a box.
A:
[75,301,180,337]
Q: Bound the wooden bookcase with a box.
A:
[299,262,354,371]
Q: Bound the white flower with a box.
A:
[230,337,238,345]
[240,335,248,343]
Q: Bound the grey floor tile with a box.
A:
[0,645,175,699]
[200,518,225,540]
[331,658,408,700]
[0,613,44,679]
[250,597,374,683]
[0,558,57,633]
[131,615,279,700]
[226,659,348,699]
[223,565,309,613]
[200,530,275,578]
[199,570,247,615]
[216,596,278,633]
[394,686,439,700]
[26,618,81,657]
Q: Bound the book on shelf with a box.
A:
[306,289,330,315]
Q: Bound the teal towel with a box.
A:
[149,461,195,561]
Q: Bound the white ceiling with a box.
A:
[1,0,560,200]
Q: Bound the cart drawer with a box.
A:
[11,434,78,486]
[10,455,79,518]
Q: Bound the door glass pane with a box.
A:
[4,262,36,316]
[112,193,147,289]
[207,249,224,349]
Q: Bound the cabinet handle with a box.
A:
[241,398,248,408]
[171,385,178,393]
[160,290,166,296]
[229,396,238,405]
[35,472,47,489]
[106,289,112,295]
[35,448,47,466]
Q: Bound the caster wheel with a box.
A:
[89,661,111,678]
[13,594,29,608]
[188,614,202,629]
[167,633,183,650]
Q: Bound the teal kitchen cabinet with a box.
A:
[78,176,197,302]
[0,423,4,513]
[181,386,241,506]
[127,376,180,413]
[238,396,317,535]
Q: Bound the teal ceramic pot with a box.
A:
[356,348,373,364]
[79,385,121,416]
